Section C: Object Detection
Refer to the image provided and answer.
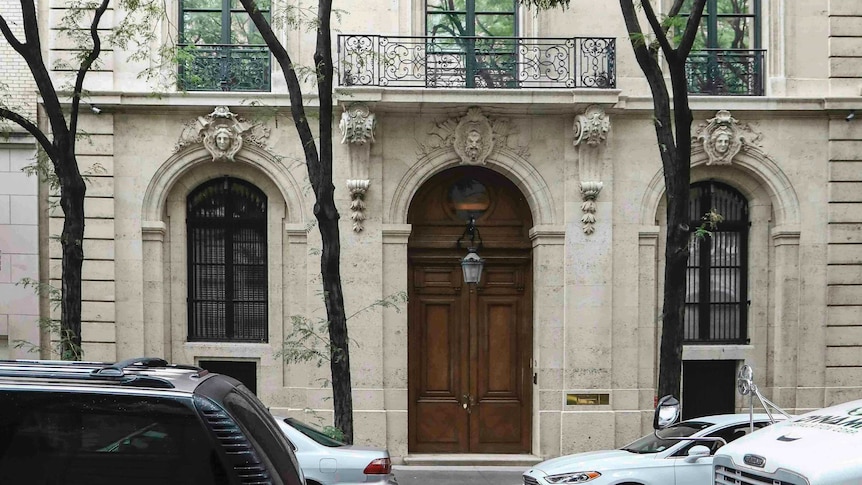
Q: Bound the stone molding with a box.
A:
[285,223,309,244]
[142,144,306,225]
[529,225,567,247]
[175,106,271,162]
[573,105,610,235]
[382,224,413,245]
[340,103,377,232]
[389,145,555,226]
[417,106,530,161]
[141,221,167,241]
[693,109,764,166]
[771,226,802,246]
[640,145,799,227]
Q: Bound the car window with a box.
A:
[621,421,712,454]
[284,417,346,448]
[0,389,229,485]
[672,421,772,457]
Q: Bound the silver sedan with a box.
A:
[273,415,398,485]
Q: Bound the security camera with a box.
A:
[90,105,102,115]
[846,110,856,122]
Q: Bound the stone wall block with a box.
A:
[831,0,862,16]
[830,141,862,161]
[829,182,862,202]
[48,217,115,240]
[828,224,862,244]
[830,17,862,37]
[827,367,862,387]
[830,161,862,181]
[82,321,116,342]
[49,258,115,281]
[561,411,614,455]
[826,325,862,346]
[831,37,862,58]
[80,342,116,362]
[828,203,862,223]
[826,346,862,367]
[48,238,114,260]
[827,305,862,326]
[828,244,862,264]
[827,285,862,305]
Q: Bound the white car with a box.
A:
[273,415,398,485]
[523,414,780,485]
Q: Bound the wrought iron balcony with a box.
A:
[686,49,765,96]
[338,35,616,89]
[178,44,271,92]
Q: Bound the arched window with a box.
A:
[685,181,749,343]
[187,177,268,342]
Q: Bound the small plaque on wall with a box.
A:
[566,393,610,406]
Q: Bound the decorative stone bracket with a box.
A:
[573,106,610,235]
[339,104,376,232]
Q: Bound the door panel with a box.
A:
[410,267,469,452]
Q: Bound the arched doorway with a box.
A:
[407,166,533,454]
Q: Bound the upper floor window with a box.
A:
[187,177,268,342]
[677,0,763,95]
[425,0,518,87]
[685,181,749,344]
[178,0,271,91]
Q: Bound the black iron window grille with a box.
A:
[187,177,268,342]
[685,181,749,344]
[338,35,615,89]
[677,0,763,95]
[178,0,271,91]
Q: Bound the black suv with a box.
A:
[0,357,305,485]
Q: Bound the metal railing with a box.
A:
[338,35,616,89]
[178,44,271,92]
[686,49,765,96]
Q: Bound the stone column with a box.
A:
[769,226,801,409]
[141,222,167,358]
[530,226,566,458]
[382,223,411,461]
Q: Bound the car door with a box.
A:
[672,423,761,484]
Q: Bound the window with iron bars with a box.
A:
[187,177,268,342]
[685,181,749,344]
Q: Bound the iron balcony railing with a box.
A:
[686,49,766,96]
[338,35,616,89]
[178,44,271,92]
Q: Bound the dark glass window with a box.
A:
[425,0,518,88]
[178,0,271,91]
[676,0,763,95]
[447,177,490,221]
[188,177,268,342]
[685,181,749,343]
[0,391,229,484]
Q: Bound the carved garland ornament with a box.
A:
[694,109,763,166]
[174,106,271,162]
[416,107,529,160]
[339,104,377,232]
[573,106,611,235]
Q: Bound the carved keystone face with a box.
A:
[714,132,730,154]
[215,129,232,151]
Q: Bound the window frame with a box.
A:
[178,0,272,91]
[187,176,269,342]
[685,181,749,344]
[424,0,519,88]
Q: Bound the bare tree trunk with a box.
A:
[619,0,706,401]
[239,0,354,443]
[58,163,87,358]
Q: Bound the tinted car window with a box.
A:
[673,421,772,457]
[0,389,229,485]
[621,421,712,454]
[284,417,346,447]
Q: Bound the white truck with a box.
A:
[654,365,862,485]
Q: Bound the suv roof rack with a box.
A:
[0,357,206,390]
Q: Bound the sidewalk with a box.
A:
[393,465,525,485]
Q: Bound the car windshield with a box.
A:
[284,418,346,448]
[620,421,712,454]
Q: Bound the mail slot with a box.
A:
[566,393,610,406]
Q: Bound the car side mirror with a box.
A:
[653,395,681,430]
[684,445,712,463]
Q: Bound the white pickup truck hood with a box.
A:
[716,399,862,484]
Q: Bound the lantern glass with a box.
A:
[461,249,484,284]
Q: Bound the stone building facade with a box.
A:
[14,0,862,462]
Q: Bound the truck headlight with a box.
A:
[545,471,601,483]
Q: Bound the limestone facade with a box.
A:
[13,0,862,462]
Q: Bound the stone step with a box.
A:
[401,453,541,467]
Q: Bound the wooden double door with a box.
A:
[408,257,532,453]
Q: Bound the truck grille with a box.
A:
[715,465,805,485]
[523,476,539,485]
